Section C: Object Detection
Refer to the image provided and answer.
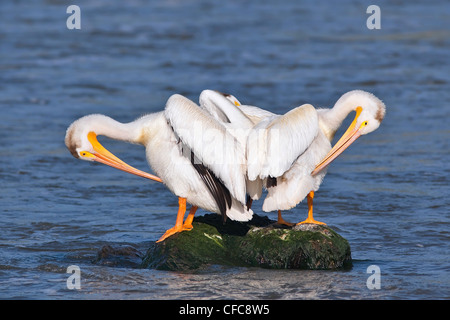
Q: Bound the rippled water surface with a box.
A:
[0,0,449,299]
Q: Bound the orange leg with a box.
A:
[297,191,326,225]
[277,210,295,227]
[157,197,194,242]
[182,205,198,230]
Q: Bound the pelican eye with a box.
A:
[364,121,368,126]
[79,151,94,158]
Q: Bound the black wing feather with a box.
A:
[266,176,277,188]
[190,151,232,222]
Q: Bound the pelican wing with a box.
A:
[198,90,255,148]
[247,104,319,180]
[165,94,247,205]
[199,90,268,202]
[199,90,254,128]
[237,104,277,124]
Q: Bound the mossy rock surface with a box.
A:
[141,214,352,271]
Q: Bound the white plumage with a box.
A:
[64,89,386,241]
[241,90,386,224]
[65,92,257,241]
[165,94,247,206]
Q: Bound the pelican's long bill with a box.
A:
[82,132,163,183]
[311,107,365,176]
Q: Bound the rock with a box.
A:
[141,214,352,271]
[96,244,143,268]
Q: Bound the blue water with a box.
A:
[0,0,449,299]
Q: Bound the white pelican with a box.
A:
[245,90,386,225]
[198,90,265,206]
[65,93,254,242]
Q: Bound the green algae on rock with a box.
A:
[141,214,352,271]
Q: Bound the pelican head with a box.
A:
[312,90,386,176]
[341,90,385,135]
[222,92,242,107]
[65,114,103,160]
[200,90,242,107]
[65,114,162,182]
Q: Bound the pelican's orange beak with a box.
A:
[80,132,163,183]
[311,107,366,176]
